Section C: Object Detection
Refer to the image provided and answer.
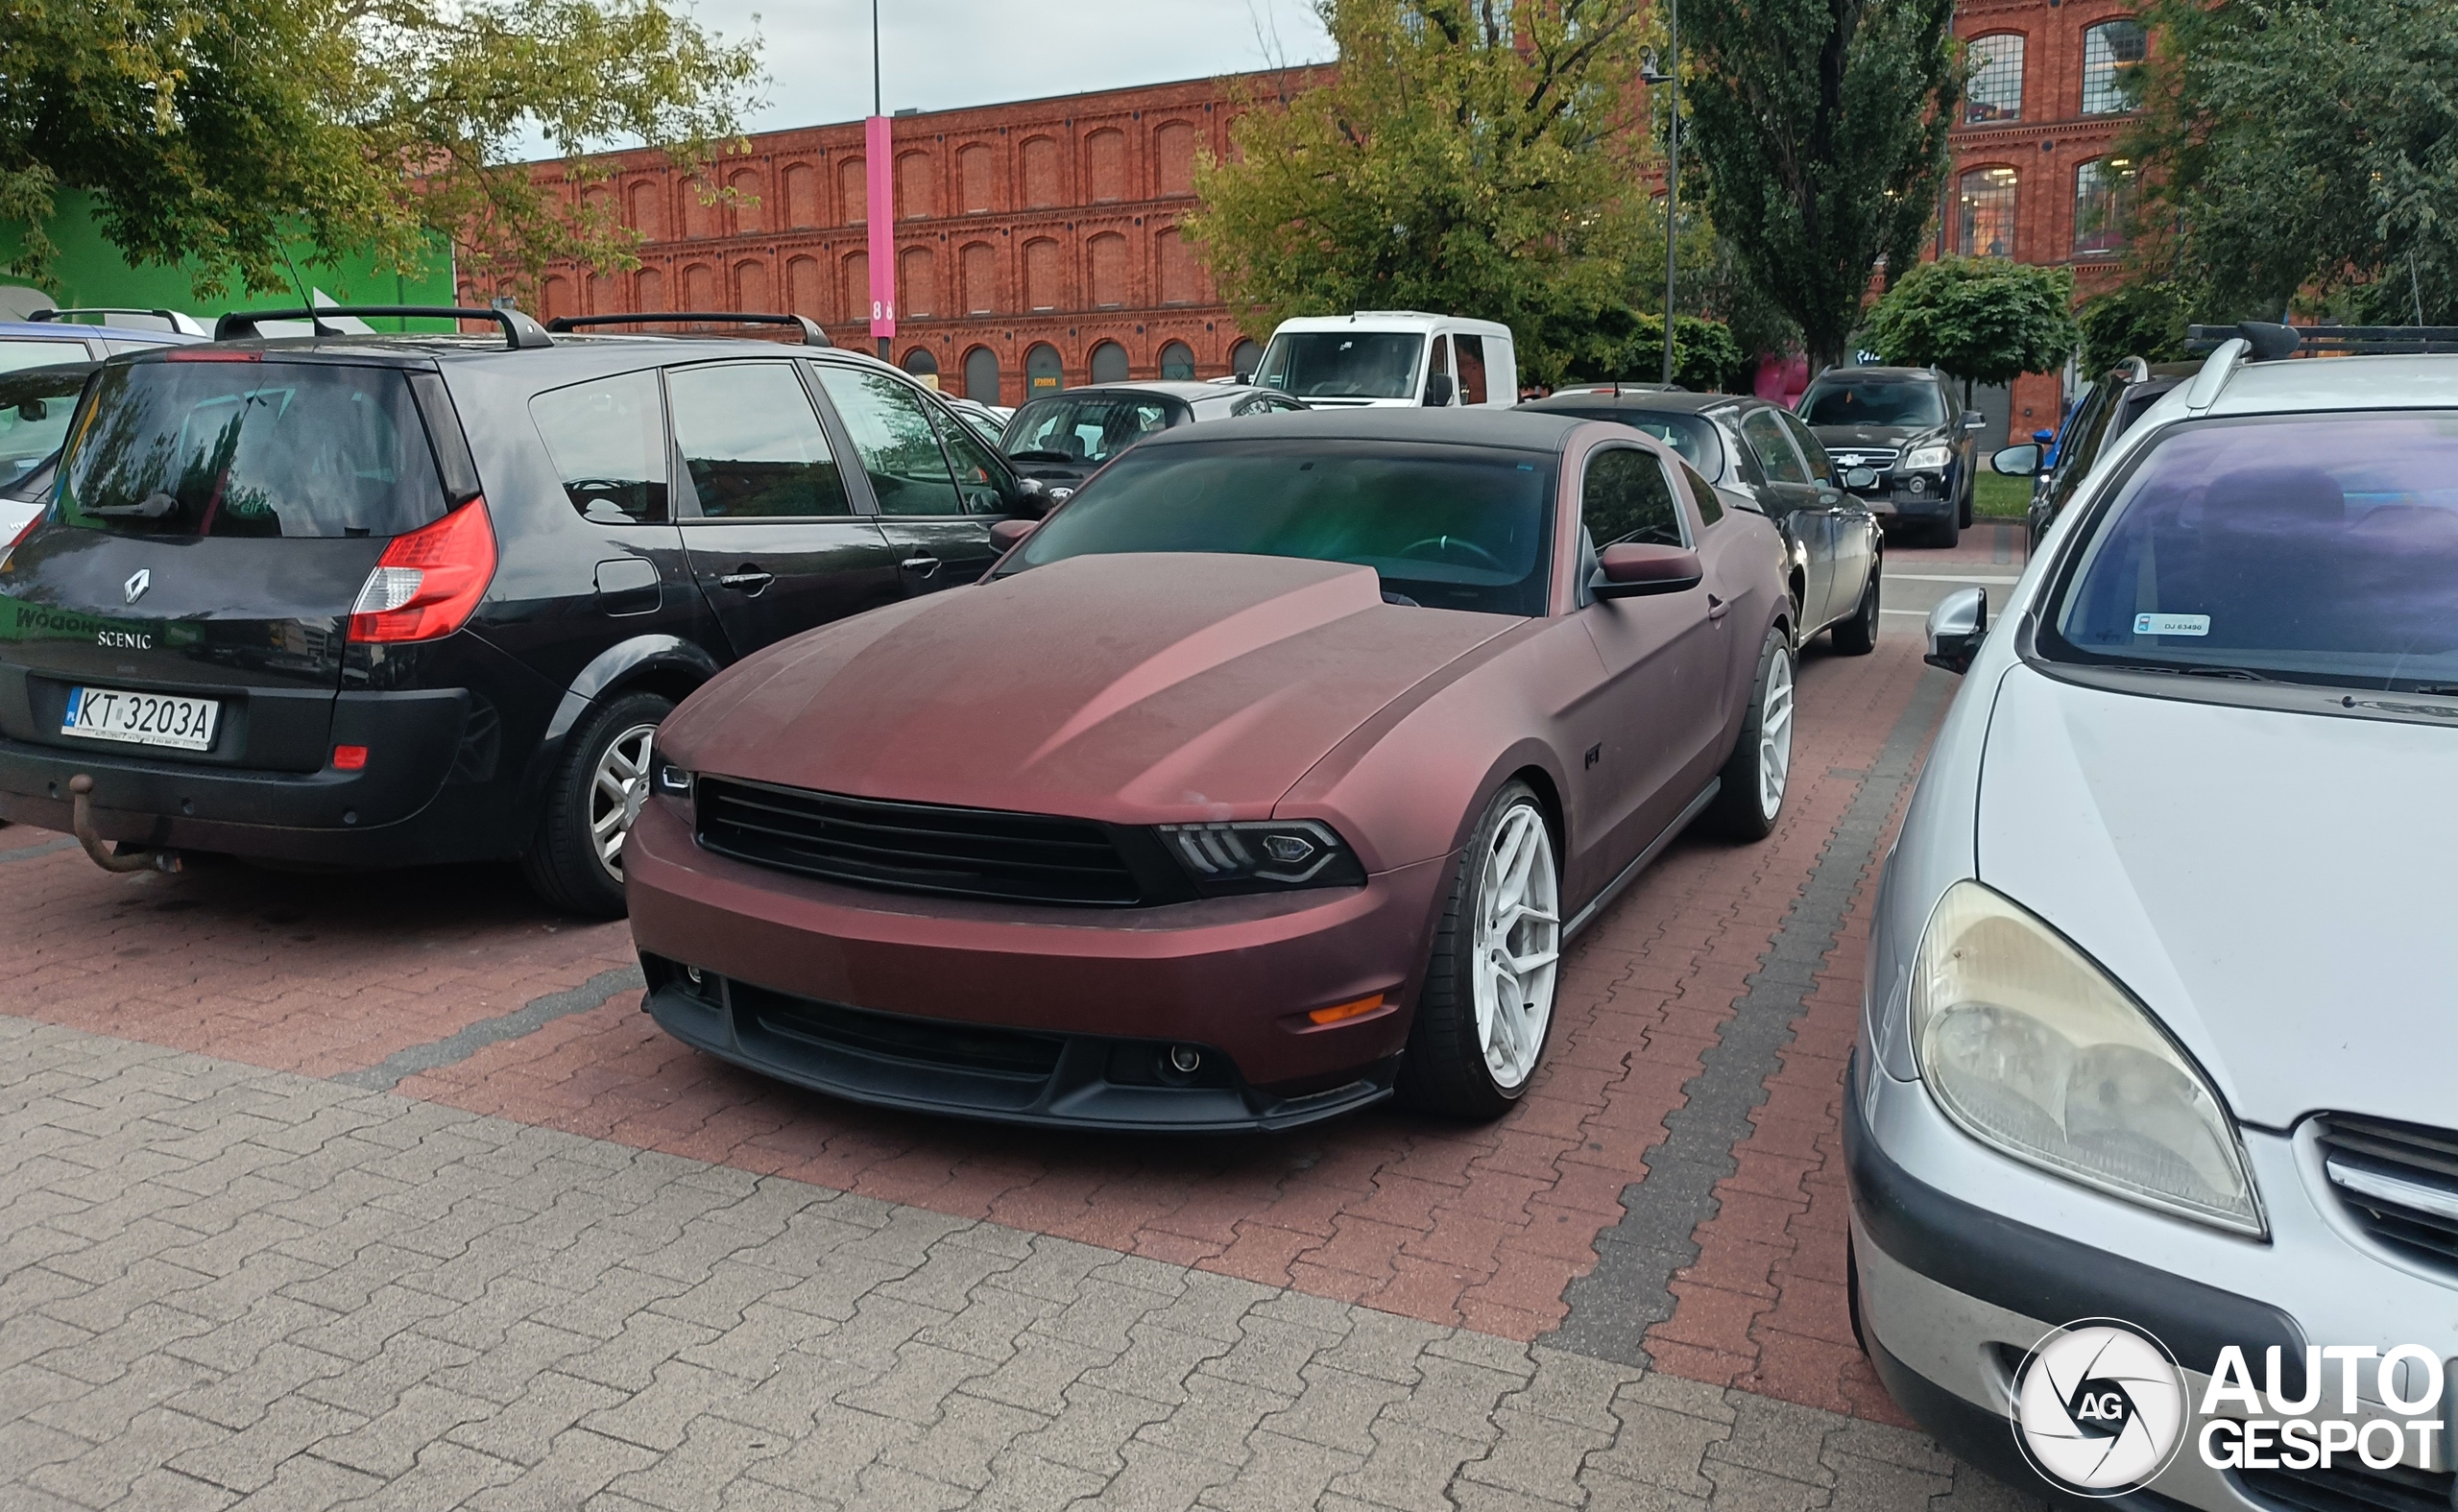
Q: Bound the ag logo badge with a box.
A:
[2011,1320,2188,1496]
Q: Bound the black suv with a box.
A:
[0,306,1051,914]
[1795,366,1985,546]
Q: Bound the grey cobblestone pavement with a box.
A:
[0,1016,2043,1511]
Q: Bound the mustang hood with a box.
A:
[1976,667,2457,1130]
[663,553,1516,825]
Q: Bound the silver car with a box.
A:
[1852,327,2458,1510]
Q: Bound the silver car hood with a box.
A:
[1976,665,2458,1131]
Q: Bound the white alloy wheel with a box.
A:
[1757,647,1795,821]
[1471,803,1562,1089]
[590,722,659,877]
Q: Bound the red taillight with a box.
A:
[166,348,263,362]
[349,498,496,643]
[331,745,369,771]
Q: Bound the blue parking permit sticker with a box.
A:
[2133,612,2210,636]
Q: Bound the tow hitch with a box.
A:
[67,775,182,875]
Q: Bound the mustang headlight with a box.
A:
[1155,819,1366,896]
[1900,443,1952,471]
[1910,880,2264,1236]
[648,746,692,798]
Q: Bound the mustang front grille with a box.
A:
[694,778,1147,905]
[2314,1112,2458,1270]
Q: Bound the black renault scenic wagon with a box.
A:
[0,306,1049,915]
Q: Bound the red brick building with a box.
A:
[510,11,2141,424]
[1942,0,2148,430]
[509,74,1289,407]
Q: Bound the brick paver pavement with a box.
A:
[0,1018,2049,1512]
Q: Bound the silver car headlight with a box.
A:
[1900,443,1952,471]
[1910,880,2264,1236]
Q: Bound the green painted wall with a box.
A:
[1,190,456,331]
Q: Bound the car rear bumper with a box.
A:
[0,687,486,864]
[623,795,1453,1131]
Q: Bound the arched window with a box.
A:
[1230,339,1263,380]
[786,255,824,320]
[1021,137,1061,207]
[844,252,870,321]
[1964,35,2024,124]
[1086,129,1127,202]
[961,242,997,315]
[903,348,940,389]
[636,266,664,312]
[957,144,996,213]
[628,180,663,241]
[1088,233,1128,308]
[735,258,770,311]
[897,151,936,219]
[683,262,716,307]
[1090,341,1129,384]
[2073,158,2136,256]
[1025,343,1065,396]
[1154,121,1197,196]
[963,347,1001,404]
[730,168,763,233]
[1024,237,1061,311]
[682,180,719,240]
[1155,228,1199,305]
[1159,341,1196,380]
[840,157,868,224]
[1957,166,2018,258]
[542,276,574,322]
[2081,20,2147,115]
[783,162,821,228]
[900,247,936,318]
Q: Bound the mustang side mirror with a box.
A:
[989,517,1039,554]
[1592,542,1702,600]
[1924,588,1988,674]
[1423,372,1456,407]
[1962,410,1988,431]
[1991,444,2042,476]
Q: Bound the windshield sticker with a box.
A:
[2134,612,2210,637]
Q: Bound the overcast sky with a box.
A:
[675,0,1331,137]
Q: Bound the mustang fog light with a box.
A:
[1910,880,2265,1236]
[1155,819,1366,895]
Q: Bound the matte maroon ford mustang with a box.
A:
[626,409,1796,1130]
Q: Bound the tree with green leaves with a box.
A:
[0,0,760,302]
[2125,0,2458,324]
[1188,0,1673,390]
[1862,256,2080,403]
[1678,0,1962,374]
[2077,279,2189,372]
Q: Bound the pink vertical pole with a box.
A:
[866,115,896,353]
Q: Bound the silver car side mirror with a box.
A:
[1924,588,1988,674]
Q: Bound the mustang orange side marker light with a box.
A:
[1308,994,1385,1026]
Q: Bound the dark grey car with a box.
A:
[1797,366,1986,546]
[1520,391,1883,653]
[1000,382,1310,494]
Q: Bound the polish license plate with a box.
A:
[60,686,221,752]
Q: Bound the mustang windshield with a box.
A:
[1800,378,1946,429]
[1008,437,1555,615]
[2045,413,2458,692]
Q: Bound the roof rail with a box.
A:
[544,312,831,347]
[2181,337,2251,414]
[212,305,555,349]
[2185,322,2458,357]
[30,307,209,337]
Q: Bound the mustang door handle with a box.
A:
[1707,592,1730,620]
[718,569,775,595]
[900,556,943,579]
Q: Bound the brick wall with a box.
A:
[500,75,1304,407]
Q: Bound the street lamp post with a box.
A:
[1645,1,1681,389]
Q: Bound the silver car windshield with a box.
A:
[2045,412,2458,692]
[1257,332,1426,400]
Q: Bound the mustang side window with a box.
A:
[665,363,852,519]
[531,371,667,523]
[1583,446,1686,548]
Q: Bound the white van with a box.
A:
[1254,312,1518,408]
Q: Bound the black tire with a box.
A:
[519,690,673,918]
[1828,564,1879,656]
[1925,510,1961,548]
[1706,629,1795,841]
[1398,780,1561,1121]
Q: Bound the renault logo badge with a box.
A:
[124,568,150,605]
